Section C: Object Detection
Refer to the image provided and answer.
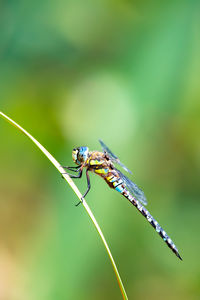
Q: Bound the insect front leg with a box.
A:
[82,170,91,198]
[75,170,91,206]
[62,165,81,172]
[62,169,82,178]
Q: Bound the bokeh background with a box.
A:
[0,1,200,299]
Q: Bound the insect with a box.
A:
[63,140,182,260]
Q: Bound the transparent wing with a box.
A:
[99,139,132,174]
[116,168,147,206]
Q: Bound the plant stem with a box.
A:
[0,111,128,300]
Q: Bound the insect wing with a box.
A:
[117,169,147,206]
[99,139,132,174]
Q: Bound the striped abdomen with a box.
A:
[105,173,182,260]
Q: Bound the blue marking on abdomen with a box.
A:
[110,177,117,182]
[115,184,124,193]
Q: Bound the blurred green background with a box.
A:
[0,1,200,299]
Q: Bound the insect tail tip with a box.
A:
[177,253,183,261]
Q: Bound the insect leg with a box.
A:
[75,170,91,206]
[62,165,81,172]
[62,169,82,178]
[82,170,91,198]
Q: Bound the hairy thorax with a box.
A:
[85,151,119,186]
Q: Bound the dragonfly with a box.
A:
[62,140,182,260]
